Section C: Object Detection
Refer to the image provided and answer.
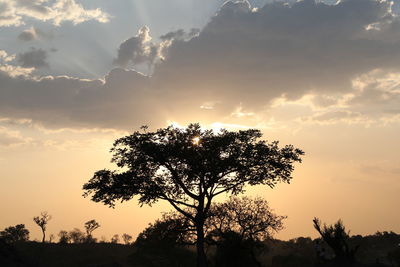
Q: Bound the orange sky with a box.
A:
[1,120,399,242]
[1,0,400,242]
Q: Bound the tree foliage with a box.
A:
[130,217,196,267]
[122,233,133,245]
[133,196,285,266]
[68,228,86,244]
[58,230,70,244]
[0,224,29,243]
[83,123,303,267]
[111,234,119,244]
[206,196,286,243]
[313,218,359,265]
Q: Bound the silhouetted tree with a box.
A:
[0,224,29,243]
[49,234,55,243]
[111,234,119,244]
[84,219,100,243]
[206,196,285,242]
[122,233,133,245]
[69,228,85,244]
[83,123,303,267]
[33,211,52,243]
[313,218,359,265]
[58,230,70,244]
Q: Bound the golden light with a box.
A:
[192,136,200,145]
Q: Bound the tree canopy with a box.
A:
[83,123,303,267]
[0,224,30,243]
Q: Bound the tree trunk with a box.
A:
[196,222,208,267]
[41,228,46,243]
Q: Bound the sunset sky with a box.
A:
[0,0,399,242]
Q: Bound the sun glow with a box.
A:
[192,136,200,145]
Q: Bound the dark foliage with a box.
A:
[58,230,70,244]
[213,231,265,267]
[129,219,196,267]
[0,224,29,244]
[68,228,86,244]
[0,238,27,267]
[0,233,398,267]
[313,218,359,266]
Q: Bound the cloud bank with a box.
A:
[1,0,400,130]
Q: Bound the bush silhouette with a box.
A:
[0,224,29,244]
[313,218,359,265]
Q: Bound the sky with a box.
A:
[0,0,399,242]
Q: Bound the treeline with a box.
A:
[1,196,400,266]
[0,217,132,245]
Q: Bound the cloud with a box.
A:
[160,28,200,41]
[153,0,399,111]
[0,50,34,76]
[0,0,110,27]
[17,48,49,69]
[114,27,200,69]
[114,26,159,68]
[1,0,400,130]
[0,126,30,146]
[0,67,165,129]
[18,26,53,41]
[299,110,373,125]
[0,50,15,62]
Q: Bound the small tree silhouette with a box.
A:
[122,233,133,245]
[206,196,285,267]
[33,212,52,243]
[84,219,100,242]
[0,224,29,243]
[69,228,85,244]
[111,234,119,244]
[58,230,70,244]
[313,217,359,265]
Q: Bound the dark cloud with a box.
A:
[17,48,49,68]
[18,27,53,42]
[18,29,37,42]
[153,0,399,112]
[0,68,164,129]
[114,26,159,68]
[160,28,200,41]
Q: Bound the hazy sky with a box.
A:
[0,0,399,242]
